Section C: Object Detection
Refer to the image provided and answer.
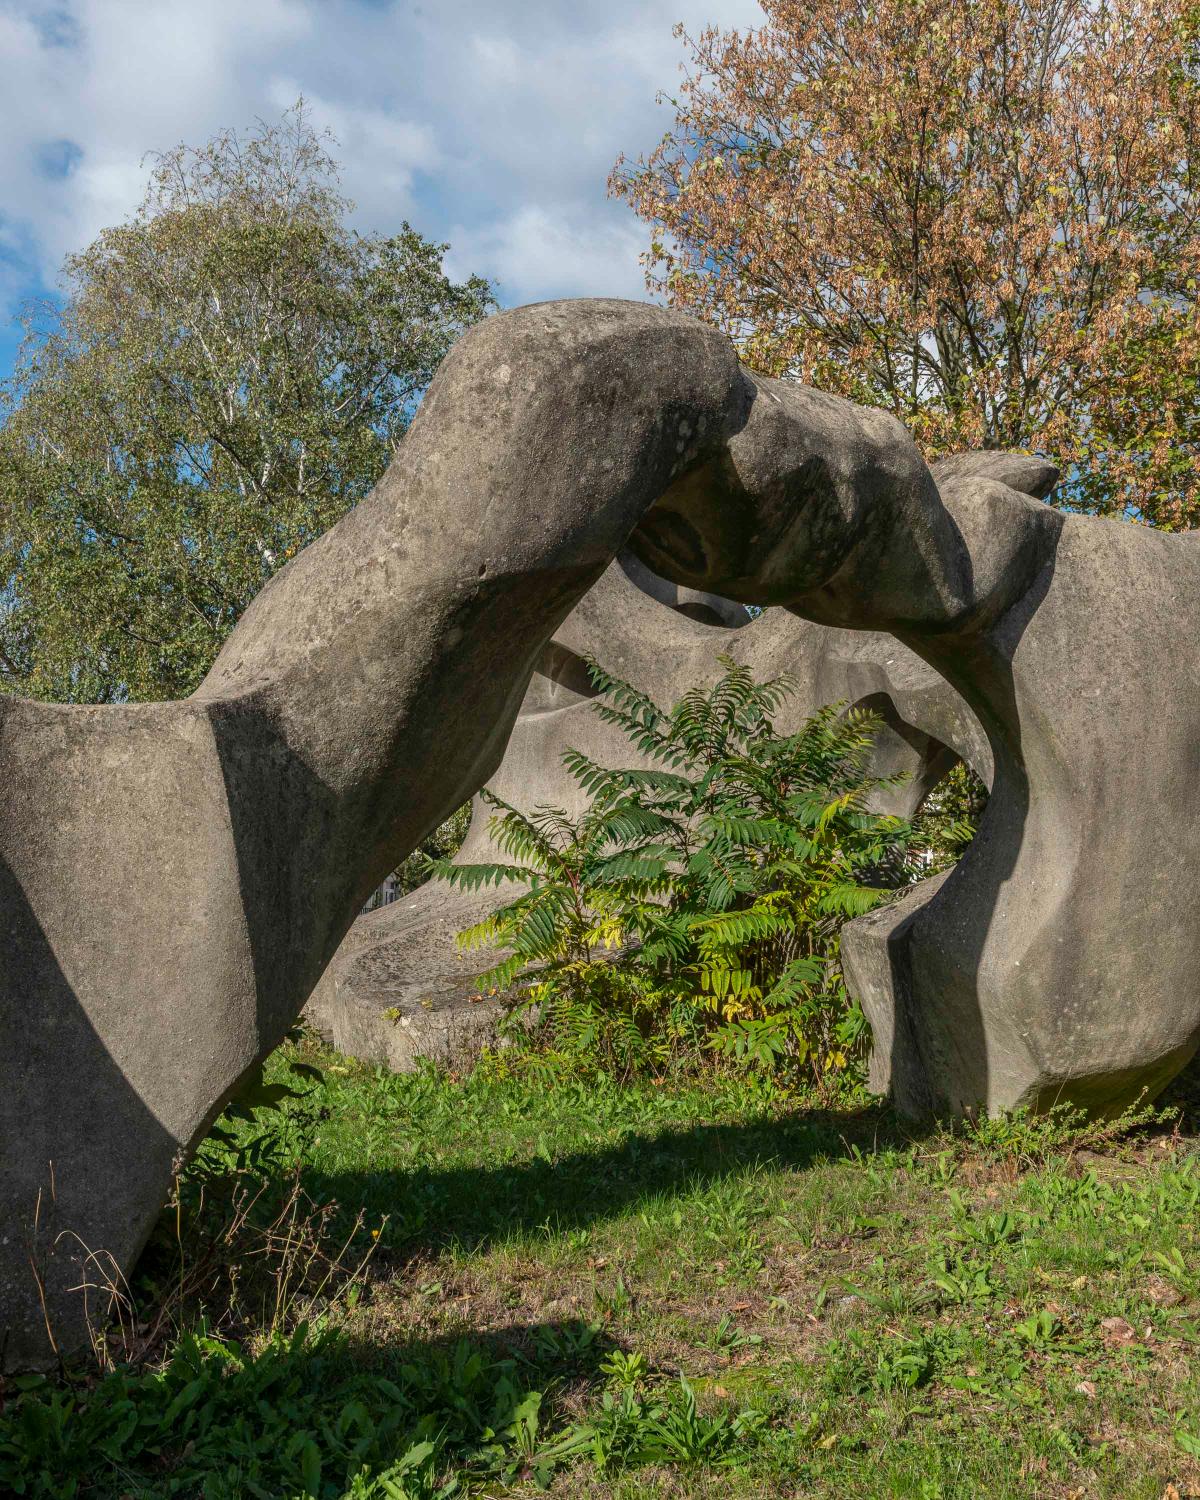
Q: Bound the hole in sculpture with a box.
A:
[906,762,988,883]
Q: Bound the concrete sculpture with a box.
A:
[1,299,754,1370]
[3,294,1198,1370]
[307,552,983,1073]
[302,553,759,1072]
[631,376,1200,1120]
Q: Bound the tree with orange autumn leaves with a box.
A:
[613,0,1200,527]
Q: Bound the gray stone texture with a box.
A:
[630,368,1200,1120]
[1,300,750,1370]
[5,294,1198,1369]
[306,551,977,1073]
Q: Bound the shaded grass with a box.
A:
[2,1039,1199,1498]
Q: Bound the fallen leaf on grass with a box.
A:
[1100,1316,1136,1346]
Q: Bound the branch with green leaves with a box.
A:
[438,657,923,1094]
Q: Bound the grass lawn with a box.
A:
[3,1039,1199,1499]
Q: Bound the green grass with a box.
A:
[3,1040,1199,1498]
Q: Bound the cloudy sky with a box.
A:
[0,0,763,382]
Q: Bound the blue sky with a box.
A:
[0,0,763,385]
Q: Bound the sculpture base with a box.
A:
[305,883,512,1073]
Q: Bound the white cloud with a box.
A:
[0,0,315,275]
[265,79,442,224]
[448,203,651,304]
[0,0,765,340]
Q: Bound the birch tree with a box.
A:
[1,105,494,701]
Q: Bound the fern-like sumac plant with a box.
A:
[436,657,914,1092]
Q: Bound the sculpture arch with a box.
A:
[305,549,976,1073]
[4,297,1199,1370]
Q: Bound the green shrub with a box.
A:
[908,762,987,876]
[0,1323,582,1499]
[439,657,915,1095]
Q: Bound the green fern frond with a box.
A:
[814,880,892,918]
[469,952,535,994]
[436,859,534,891]
[449,653,931,1089]
[455,911,512,952]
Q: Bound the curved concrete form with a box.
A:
[632,372,1200,1120]
[0,300,747,1370]
[4,295,1197,1368]
[305,553,980,1073]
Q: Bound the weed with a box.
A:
[961,1097,1177,1171]
[929,1252,1000,1305]
[700,1313,764,1353]
[4,1043,1199,1499]
[1014,1306,1063,1348]
[599,1349,649,1390]
[440,659,920,1093]
[576,1376,766,1472]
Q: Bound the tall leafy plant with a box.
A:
[908,763,987,878]
[437,659,914,1093]
[0,104,494,703]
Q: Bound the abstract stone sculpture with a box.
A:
[306,551,981,1073]
[3,295,1198,1370]
[1,299,751,1370]
[303,553,761,1072]
[631,375,1200,1121]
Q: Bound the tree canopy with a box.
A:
[613,0,1200,527]
[0,106,495,702]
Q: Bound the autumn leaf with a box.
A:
[614,0,1200,529]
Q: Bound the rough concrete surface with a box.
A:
[630,369,1200,1120]
[5,295,1200,1369]
[0,299,749,1370]
[306,551,978,1072]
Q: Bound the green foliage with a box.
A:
[0,104,494,703]
[0,1319,771,1498]
[122,1046,380,1364]
[575,1375,766,1472]
[385,804,472,906]
[958,1096,1176,1170]
[439,657,915,1092]
[4,1040,1197,1498]
[907,762,988,877]
[0,1324,582,1499]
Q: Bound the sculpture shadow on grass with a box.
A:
[296,1104,910,1260]
[0,1317,623,1499]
